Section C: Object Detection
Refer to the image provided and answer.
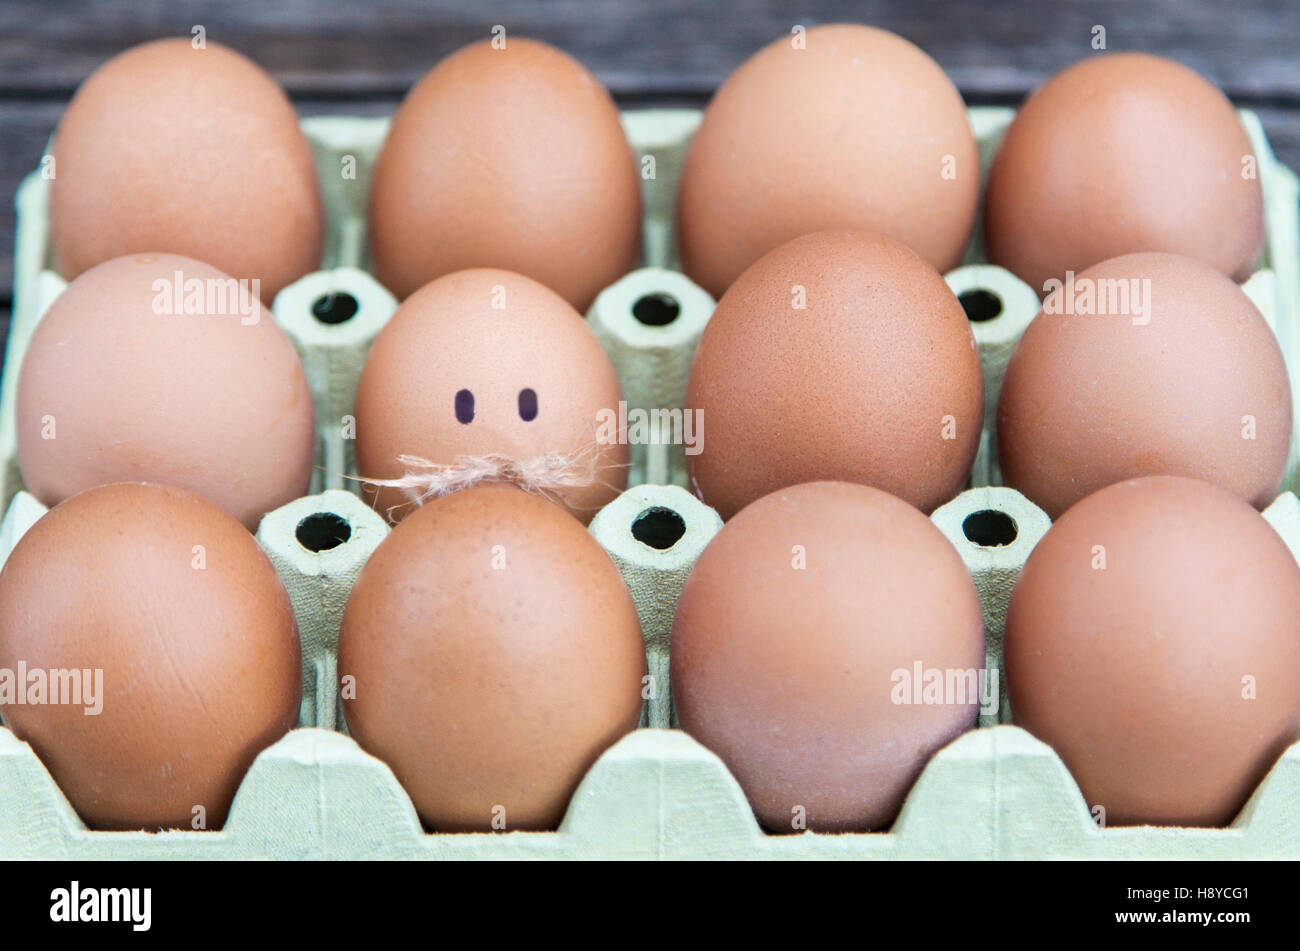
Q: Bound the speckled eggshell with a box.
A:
[367,37,642,311]
[49,38,323,302]
[984,53,1264,293]
[997,252,1290,519]
[1005,476,1300,826]
[0,483,302,831]
[685,230,983,520]
[671,481,985,832]
[338,483,647,831]
[354,268,629,524]
[16,253,316,531]
[676,23,979,299]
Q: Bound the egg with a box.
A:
[671,481,985,832]
[0,483,301,830]
[354,268,629,524]
[338,483,646,831]
[984,53,1264,293]
[997,252,1291,519]
[676,23,979,298]
[367,38,642,311]
[16,253,316,531]
[49,38,323,302]
[685,230,983,520]
[1005,476,1300,826]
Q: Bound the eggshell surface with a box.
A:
[672,481,985,832]
[367,38,642,311]
[984,53,1264,293]
[676,23,979,298]
[338,483,647,831]
[355,268,629,524]
[0,482,302,830]
[1005,476,1300,826]
[685,230,983,520]
[49,38,323,302]
[16,253,316,531]
[997,252,1291,519]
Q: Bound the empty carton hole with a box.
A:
[632,292,681,327]
[312,292,360,325]
[296,512,352,552]
[632,507,686,550]
[959,289,1003,322]
[962,510,1018,547]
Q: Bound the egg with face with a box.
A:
[354,268,629,523]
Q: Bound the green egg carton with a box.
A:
[2,108,1299,859]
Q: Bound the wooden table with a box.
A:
[3,0,1298,353]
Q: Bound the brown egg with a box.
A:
[676,23,978,298]
[0,483,301,830]
[997,252,1290,519]
[672,481,985,832]
[50,38,322,303]
[685,230,982,520]
[985,53,1264,293]
[1005,476,1300,826]
[17,253,316,531]
[367,38,642,311]
[355,268,628,524]
[339,483,646,831]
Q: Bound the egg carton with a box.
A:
[2,107,1299,859]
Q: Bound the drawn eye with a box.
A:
[454,389,475,424]
[518,388,538,422]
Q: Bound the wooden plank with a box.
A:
[1,0,1298,100]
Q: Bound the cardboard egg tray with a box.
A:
[2,107,1299,859]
